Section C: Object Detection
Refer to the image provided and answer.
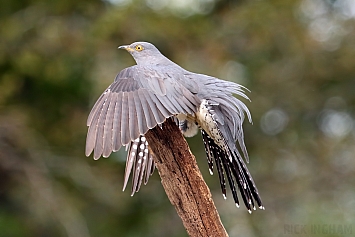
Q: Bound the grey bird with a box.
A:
[86,42,264,212]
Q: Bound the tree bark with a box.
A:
[145,118,229,237]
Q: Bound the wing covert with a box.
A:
[86,66,200,159]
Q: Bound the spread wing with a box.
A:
[86,66,200,159]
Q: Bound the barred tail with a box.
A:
[201,130,264,213]
[123,135,155,195]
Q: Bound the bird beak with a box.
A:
[118,45,134,52]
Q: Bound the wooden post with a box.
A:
[145,118,229,237]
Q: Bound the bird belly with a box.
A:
[195,100,225,149]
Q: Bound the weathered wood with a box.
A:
[145,118,229,237]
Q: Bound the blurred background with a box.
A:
[1,0,355,236]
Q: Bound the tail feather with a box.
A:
[123,135,155,195]
[145,152,155,185]
[221,154,240,207]
[236,152,263,208]
[122,126,263,212]
[201,128,263,212]
[202,130,226,198]
[201,130,214,175]
[229,154,254,212]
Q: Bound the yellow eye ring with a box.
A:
[135,45,144,51]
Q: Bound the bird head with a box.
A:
[118,42,171,66]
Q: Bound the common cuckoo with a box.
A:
[86,42,264,212]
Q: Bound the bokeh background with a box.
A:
[1,0,355,236]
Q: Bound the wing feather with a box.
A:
[121,93,130,145]
[93,93,112,159]
[112,93,122,151]
[147,92,171,118]
[133,90,146,134]
[138,90,156,129]
[166,93,185,112]
[141,90,165,125]
[87,91,109,126]
[103,95,116,157]
[86,65,200,159]
[85,104,101,156]
[155,95,178,114]
[128,92,140,140]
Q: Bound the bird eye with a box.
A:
[135,45,144,51]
